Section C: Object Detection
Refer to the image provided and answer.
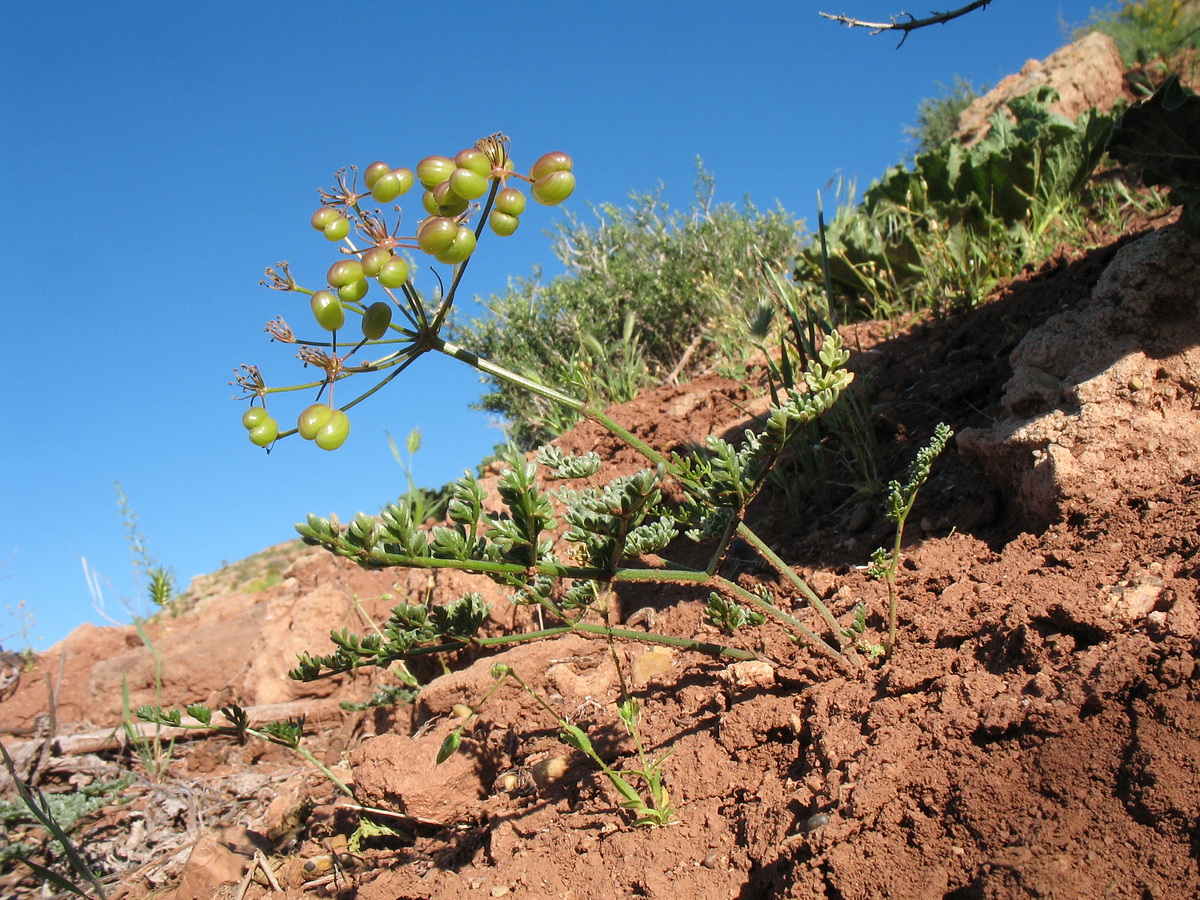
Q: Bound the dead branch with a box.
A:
[820,1,995,47]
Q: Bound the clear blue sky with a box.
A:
[3,1,1106,649]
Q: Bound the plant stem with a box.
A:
[734,523,846,649]
[434,337,668,467]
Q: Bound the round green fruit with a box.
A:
[454,147,491,178]
[363,161,391,190]
[315,409,351,450]
[361,301,393,339]
[434,226,477,264]
[337,278,369,303]
[377,256,410,288]
[311,206,341,231]
[297,403,334,440]
[416,155,455,189]
[242,407,269,430]
[529,151,573,181]
[489,210,520,236]
[360,246,392,277]
[248,417,279,447]
[494,186,526,216]
[371,170,404,203]
[432,180,469,216]
[327,258,365,287]
[449,167,488,200]
[532,170,575,206]
[417,216,458,256]
[311,290,345,331]
[323,215,351,241]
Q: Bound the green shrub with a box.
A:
[1082,0,1200,66]
[905,75,985,156]
[798,88,1114,318]
[453,165,804,449]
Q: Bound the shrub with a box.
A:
[453,165,805,449]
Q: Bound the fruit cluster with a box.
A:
[238,135,574,451]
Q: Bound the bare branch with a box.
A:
[820,1,995,47]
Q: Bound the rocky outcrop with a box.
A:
[956,31,1132,145]
[959,224,1200,527]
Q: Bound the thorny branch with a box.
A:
[820,0,994,47]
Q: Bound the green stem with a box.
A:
[714,576,842,661]
[735,523,846,649]
[433,337,668,467]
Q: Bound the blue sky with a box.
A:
[3,1,1107,649]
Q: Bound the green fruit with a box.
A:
[323,215,351,241]
[494,186,526,216]
[449,167,489,200]
[311,290,345,331]
[530,151,573,181]
[432,180,469,216]
[416,155,455,189]
[242,407,269,430]
[327,258,365,287]
[532,170,575,206]
[371,170,404,203]
[421,190,441,216]
[363,161,391,190]
[392,167,415,195]
[361,246,392,277]
[489,210,520,236]
[417,216,458,256]
[315,409,351,450]
[248,417,279,447]
[454,147,491,178]
[377,256,410,288]
[311,206,342,231]
[337,278,369,303]
[434,226,477,264]
[298,403,334,440]
[362,301,393,339]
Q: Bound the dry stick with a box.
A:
[819,0,994,46]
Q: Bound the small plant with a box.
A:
[120,585,178,781]
[441,661,674,827]
[115,482,177,616]
[387,427,452,524]
[233,134,953,827]
[869,423,953,653]
[135,704,354,799]
[0,742,129,898]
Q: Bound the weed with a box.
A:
[869,423,953,653]
[0,742,129,898]
[441,660,674,827]
[234,134,953,829]
[120,622,174,782]
[135,704,354,799]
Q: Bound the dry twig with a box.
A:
[820,1,994,46]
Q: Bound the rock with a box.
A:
[959,225,1200,527]
[350,720,487,824]
[956,31,1130,146]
